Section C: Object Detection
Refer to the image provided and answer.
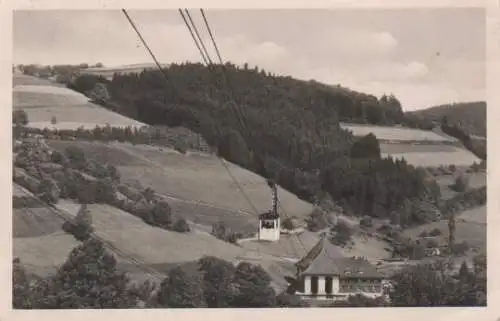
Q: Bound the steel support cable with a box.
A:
[178,9,210,65]
[197,10,309,257]
[184,9,214,65]
[121,9,171,83]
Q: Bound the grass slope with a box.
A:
[340,123,456,142]
[340,125,480,166]
[13,82,145,129]
[47,140,314,234]
[403,205,486,252]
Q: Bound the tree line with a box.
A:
[13,236,486,309]
[13,136,190,233]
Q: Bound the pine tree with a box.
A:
[35,239,137,308]
[157,266,205,308]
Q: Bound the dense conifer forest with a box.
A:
[66,63,449,226]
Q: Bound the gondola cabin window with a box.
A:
[261,219,275,229]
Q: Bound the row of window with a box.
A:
[340,279,381,285]
[339,285,382,293]
[304,277,383,294]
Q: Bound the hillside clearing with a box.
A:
[13,233,81,277]
[403,205,486,251]
[340,123,457,142]
[13,74,62,87]
[14,84,146,128]
[13,207,66,238]
[382,148,480,167]
[57,202,247,264]
[53,201,294,290]
[435,172,486,200]
[47,140,314,232]
[17,104,145,129]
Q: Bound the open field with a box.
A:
[15,103,146,130]
[379,142,481,166]
[13,82,146,129]
[379,143,457,153]
[55,200,295,289]
[403,205,486,251]
[13,233,81,277]
[13,74,64,87]
[435,172,486,200]
[381,148,480,167]
[14,85,90,107]
[457,205,487,224]
[13,207,66,238]
[340,123,457,142]
[56,202,247,264]
[47,140,314,233]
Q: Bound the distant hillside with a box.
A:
[406,101,486,138]
[65,64,446,226]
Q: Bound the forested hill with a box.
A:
[68,63,444,226]
[406,101,486,138]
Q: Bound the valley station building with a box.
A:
[294,236,390,301]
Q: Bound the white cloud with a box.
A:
[13,10,484,110]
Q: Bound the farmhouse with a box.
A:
[294,236,390,301]
[258,180,280,242]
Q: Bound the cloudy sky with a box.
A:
[13,9,485,110]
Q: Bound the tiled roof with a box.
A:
[296,236,385,279]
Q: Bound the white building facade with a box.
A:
[295,237,390,301]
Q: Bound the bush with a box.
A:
[450,241,470,256]
[281,217,295,230]
[360,216,373,228]
[426,239,439,248]
[350,133,381,159]
[429,228,442,237]
[63,205,94,241]
[50,150,68,165]
[450,175,469,192]
[419,230,429,237]
[172,218,191,233]
[276,292,309,307]
[37,178,60,205]
[306,208,332,232]
[329,220,353,246]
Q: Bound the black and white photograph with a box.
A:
[10,6,488,310]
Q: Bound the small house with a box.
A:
[294,236,390,301]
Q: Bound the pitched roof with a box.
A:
[296,236,385,279]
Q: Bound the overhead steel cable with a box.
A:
[183,9,214,65]
[179,10,300,259]
[178,9,210,65]
[199,9,223,64]
[194,10,309,256]
[121,9,170,82]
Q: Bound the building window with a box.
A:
[311,276,318,295]
[325,277,333,294]
[298,276,305,293]
[261,220,275,229]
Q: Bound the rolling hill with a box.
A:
[406,101,486,138]
[79,63,169,80]
[13,72,487,297]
